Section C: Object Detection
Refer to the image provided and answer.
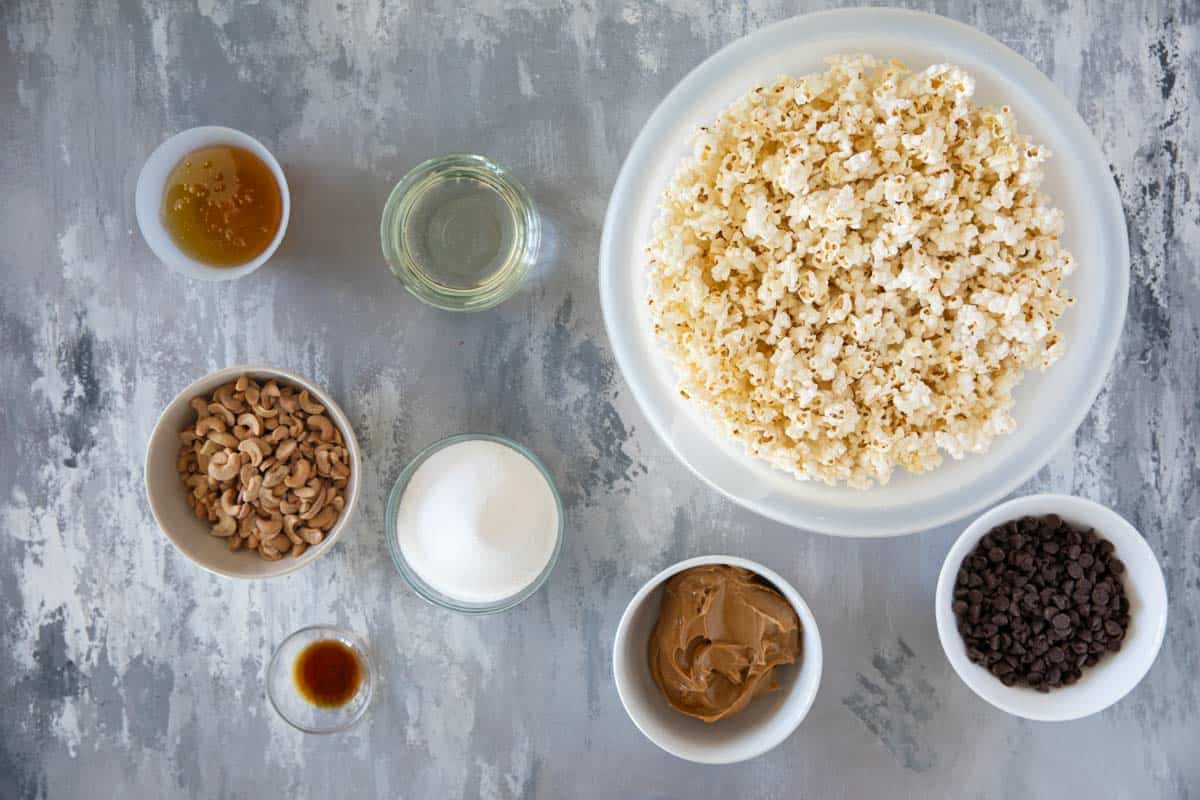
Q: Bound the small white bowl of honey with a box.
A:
[136,126,290,281]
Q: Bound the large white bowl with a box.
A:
[144,366,361,579]
[599,9,1129,536]
[135,126,290,281]
[935,495,1167,721]
[613,556,822,764]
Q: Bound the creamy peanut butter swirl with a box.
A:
[648,564,802,722]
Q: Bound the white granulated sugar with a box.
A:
[395,439,560,604]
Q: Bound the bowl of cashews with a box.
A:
[145,365,361,579]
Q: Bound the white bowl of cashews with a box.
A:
[145,365,361,579]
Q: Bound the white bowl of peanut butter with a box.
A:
[613,555,822,764]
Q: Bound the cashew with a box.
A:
[279,498,299,515]
[299,486,328,520]
[195,416,226,437]
[284,459,312,489]
[259,490,282,511]
[299,527,324,545]
[297,390,325,415]
[259,543,282,561]
[238,437,269,467]
[236,502,253,520]
[259,456,276,473]
[214,383,245,413]
[199,438,221,456]
[241,473,263,502]
[207,430,239,449]
[291,541,307,558]
[284,520,304,543]
[207,451,241,481]
[246,533,260,550]
[243,385,260,406]
[253,402,280,418]
[189,397,210,418]
[267,425,289,444]
[211,514,236,537]
[219,488,241,518]
[292,485,318,500]
[179,430,198,447]
[272,534,292,554]
[274,438,298,463]
[331,495,345,512]
[278,393,299,414]
[239,464,256,486]
[234,375,251,392]
[307,505,338,531]
[306,415,334,442]
[314,447,333,476]
[207,403,235,427]
[236,413,262,437]
[228,535,243,551]
[262,462,290,488]
[255,515,283,538]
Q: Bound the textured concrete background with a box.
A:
[1,1,1197,798]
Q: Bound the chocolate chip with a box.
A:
[951,514,1130,692]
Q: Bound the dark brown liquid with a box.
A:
[293,639,362,708]
[161,144,282,267]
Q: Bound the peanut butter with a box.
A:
[648,564,801,722]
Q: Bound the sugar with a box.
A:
[395,439,559,604]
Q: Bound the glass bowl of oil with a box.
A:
[266,625,374,734]
[135,126,290,281]
[381,154,540,311]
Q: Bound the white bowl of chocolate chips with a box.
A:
[936,494,1168,721]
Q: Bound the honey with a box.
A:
[293,639,362,708]
[161,145,282,267]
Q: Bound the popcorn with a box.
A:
[645,56,1074,487]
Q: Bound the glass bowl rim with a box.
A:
[266,624,374,734]
[384,432,565,614]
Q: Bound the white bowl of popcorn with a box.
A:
[599,9,1129,536]
[144,366,361,579]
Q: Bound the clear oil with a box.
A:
[398,174,518,290]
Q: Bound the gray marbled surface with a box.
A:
[1,1,1197,798]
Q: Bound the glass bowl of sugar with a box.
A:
[385,433,564,614]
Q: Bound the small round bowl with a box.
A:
[267,625,373,734]
[613,555,822,764]
[380,153,540,312]
[135,125,290,281]
[936,494,1168,721]
[144,365,361,579]
[385,433,563,614]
